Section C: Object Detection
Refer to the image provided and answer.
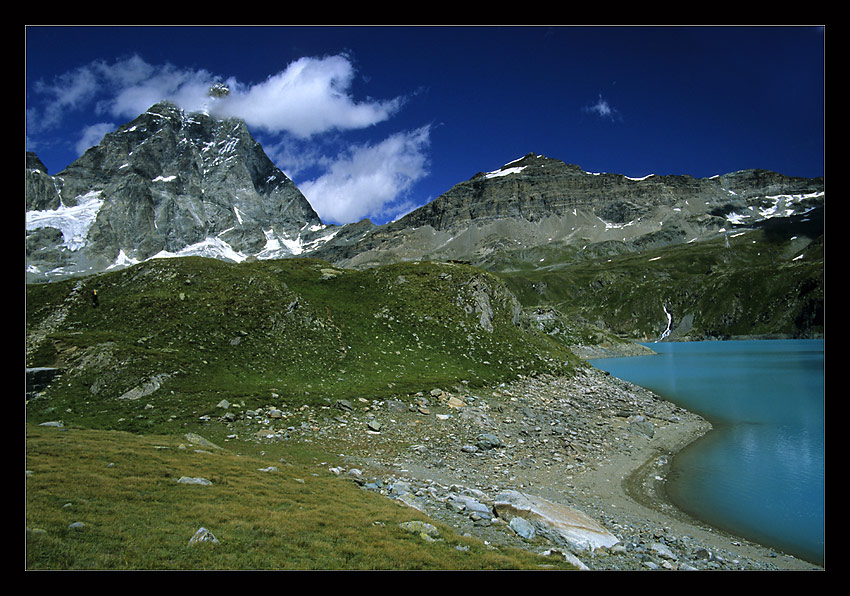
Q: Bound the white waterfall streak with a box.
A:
[658,304,672,342]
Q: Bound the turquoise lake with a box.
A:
[589,339,824,565]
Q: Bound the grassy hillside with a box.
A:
[491,226,823,342]
[26,257,580,434]
[26,221,823,569]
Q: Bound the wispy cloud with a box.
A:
[27,53,428,224]
[75,123,115,156]
[585,93,621,121]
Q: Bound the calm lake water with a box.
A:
[589,339,824,565]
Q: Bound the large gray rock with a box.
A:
[493,489,619,552]
[26,367,61,396]
[189,527,219,545]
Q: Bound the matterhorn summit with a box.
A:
[26,100,334,281]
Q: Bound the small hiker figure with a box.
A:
[91,289,99,308]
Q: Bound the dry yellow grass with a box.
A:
[26,423,575,570]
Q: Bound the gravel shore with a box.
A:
[248,365,824,571]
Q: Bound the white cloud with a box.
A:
[299,126,431,224]
[31,53,404,141]
[585,93,620,121]
[75,122,116,155]
[213,55,403,138]
[106,64,218,119]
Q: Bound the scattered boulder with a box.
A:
[629,415,655,438]
[651,542,678,561]
[447,494,491,517]
[509,516,536,540]
[397,493,428,512]
[183,433,223,450]
[177,476,212,485]
[476,433,502,450]
[399,520,441,542]
[189,527,219,545]
[493,490,619,552]
[118,373,172,401]
[335,400,354,413]
[446,396,465,409]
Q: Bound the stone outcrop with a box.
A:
[25,367,62,399]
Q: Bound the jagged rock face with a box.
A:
[26,152,61,211]
[26,101,324,280]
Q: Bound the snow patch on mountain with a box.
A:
[485,165,527,179]
[724,191,823,225]
[25,190,105,251]
[255,224,341,258]
[107,250,141,270]
[152,237,248,263]
[141,223,343,265]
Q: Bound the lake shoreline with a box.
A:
[587,339,825,569]
[300,365,824,570]
[587,395,823,570]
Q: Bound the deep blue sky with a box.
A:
[26,25,825,225]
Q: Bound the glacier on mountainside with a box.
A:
[25,190,104,251]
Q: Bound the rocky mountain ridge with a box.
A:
[313,153,824,268]
[26,102,824,284]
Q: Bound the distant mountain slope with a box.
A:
[313,153,823,269]
[25,104,824,341]
[497,220,824,342]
